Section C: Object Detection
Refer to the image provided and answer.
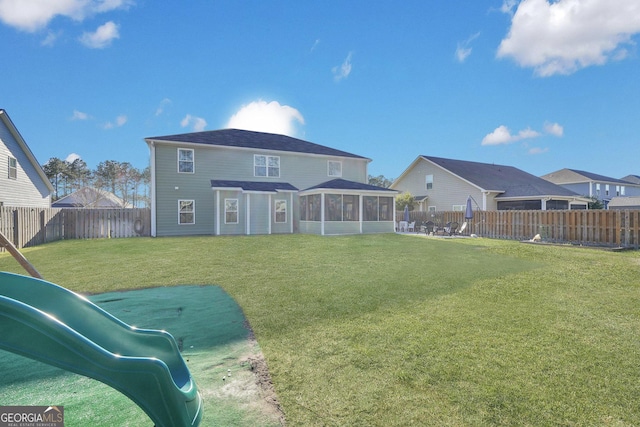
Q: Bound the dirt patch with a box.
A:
[240,322,286,426]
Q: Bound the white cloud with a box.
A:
[497,0,640,76]
[528,147,549,155]
[181,114,207,132]
[79,20,119,48]
[103,114,127,129]
[155,98,172,116]
[41,29,61,46]
[65,153,81,163]
[310,39,320,53]
[456,32,480,63]
[71,110,89,120]
[226,100,305,137]
[500,0,518,15]
[0,0,132,32]
[544,121,564,137]
[481,125,541,146]
[332,52,353,81]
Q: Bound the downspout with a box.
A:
[246,193,251,235]
[268,194,272,235]
[359,194,363,234]
[149,141,157,237]
[321,193,325,236]
[290,192,294,234]
[215,190,220,235]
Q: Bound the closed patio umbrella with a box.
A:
[465,196,474,220]
[403,205,410,222]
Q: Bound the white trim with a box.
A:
[320,193,325,235]
[7,156,17,180]
[150,142,156,236]
[245,194,251,235]
[177,148,195,174]
[224,198,239,224]
[274,199,287,225]
[328,160,342,177]
[0,110,54,193]
[268,194,272,234]
[178,199,195,225]
[215,190,220,235]
[290,192,294,233]
[254,154,280,178]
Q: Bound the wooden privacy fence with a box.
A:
[402,209,640,248]
[0,207,151,249]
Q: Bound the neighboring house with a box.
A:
[145,129,397,236]
[0,109,53,208]
[608,196,640,210]
[621,174,640,185]
[391,156,589,212]
[541,169,640,208]
[52,187,133,208]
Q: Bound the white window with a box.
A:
[178,200,195,224]
[426,174,433,190]
[8,157,17,180]
[178,149,194,173]
[595,183,600,196]
[225,199,238,224]
[605,184,610,196]
[275,200,287,223]
[328,161,342,177]
[616,185,620,196]
[452,205,465,211]
[621,186,626,196]
[254,155,280,177]
[428,206,436,212]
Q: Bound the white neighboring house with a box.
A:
[0,109,53,208]
[541,169,640,208]
[52,187,133,208]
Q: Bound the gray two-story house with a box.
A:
[0,109,53,208]
[541,169,640,208]
[145,129,397,236]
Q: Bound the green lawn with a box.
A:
[1,234,639,426]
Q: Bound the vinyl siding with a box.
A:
[152,142,368,236]
[394,159,485,211]
[0,124,50,208]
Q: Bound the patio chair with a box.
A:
[422,221,435,235]
[407,221,415,232]
[458,221,468,235]
[444,221,458,236]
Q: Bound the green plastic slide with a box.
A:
[0,271,202,427]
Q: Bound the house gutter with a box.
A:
[148,140,157,237]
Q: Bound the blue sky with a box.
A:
[1,0,639,181]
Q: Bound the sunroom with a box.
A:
[298,179,398,235]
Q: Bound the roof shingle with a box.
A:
[422,156,579,198]
[148,129,368,159]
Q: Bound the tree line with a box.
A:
[40,166,393,210]
[42,158,150,208]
